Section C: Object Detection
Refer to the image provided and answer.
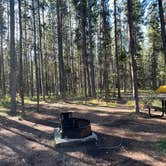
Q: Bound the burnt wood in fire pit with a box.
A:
[60,112,92,139]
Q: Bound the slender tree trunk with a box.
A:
[79,1,88,97]
[9,0,17,114]
[23,0,29,96]
[68,0,75,95]
[152,39,157,89]
[42,4,47,98]
[114,0,121,99]
[42,4,48,97]
[37,0,45,100]
[1,34,5,96]
[158,0,166,64]
[99,20,103,94]
[18,0,24,112]
[56,0,66,98]
[45,58,48,96]
[32,0,39,111]
[103,41,109,98]
[86,63,92,96]
[82,23,87,97]
[102,0,109,98]
[124,60,127,92]
[88,0,96,97]
[79,49,84,95]
[127,0,139,113]
[30,51,34,97]
[0,35,2,90]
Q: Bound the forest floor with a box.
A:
[0,101,166,166]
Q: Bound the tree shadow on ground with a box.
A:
[55,131,165,164]
[1,102,166,165]
[0,122,155,166]
[0,116,53,140]
[23,104,166,133]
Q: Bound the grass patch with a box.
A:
[0,96,10,116]
[88,99,120,107]
[1,93,162,114]
[125,100,135,106]
[24,98,38,105]
[152,99,162,107]
[0,107,10,116]
[68,98,121,107]
[115,98,162,108]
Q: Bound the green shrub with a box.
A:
[142,91,157,106]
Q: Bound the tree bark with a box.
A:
[32,0,40,111]
[56,0,66,98]
[23,0,29,96]
[158,0,166,64]
[1,34,5,96]
[114,0,121,99]
[127,0,139,113]
[18,0,24,112]
[88,0,96,97]
[152,39,157,89]
[30,50,34,98]
[9,0,17,114]
[0,34,2,90]
[37,0,45,100]
[102,0,110,98]
[81,4,87,97]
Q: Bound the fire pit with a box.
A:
[54,112,97,146]
[60,112,92,139]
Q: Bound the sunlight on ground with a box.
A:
[0,144,16,160]
[1,98,166,165]
[126,100,135,106]
[84,99,120,107]
[120,151,166,166]
[25,142,48,151]
[24,98,39,105]
[0,128,17,138]
[0,107,10,116]
[92,123,166,143]
[23,96,134,108]
[66,151,110,165]
[0,94,163,113]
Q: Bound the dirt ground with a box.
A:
[0,102,166,166]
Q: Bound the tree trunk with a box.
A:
[1,34,5,96]
[23,0,29,96]
[56,0,66,98]
[42,4,48,97]
[37,0,45,100]
[114,0,121,99]
[32,0,40,111]
[88,0,96,97]
[18,0,24,112]
[127,0,139,113]
[79,1,88,97]
[151,38,157,89]
[30,51,34,98]
[81,19,87,96]
[102,0,110,98]
[0,34,2,91]
[68,0,75,95]
[9,0,17,114]
[86,63,91,96]
[158,0,166,64]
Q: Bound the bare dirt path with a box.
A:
[0,102,166,166]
